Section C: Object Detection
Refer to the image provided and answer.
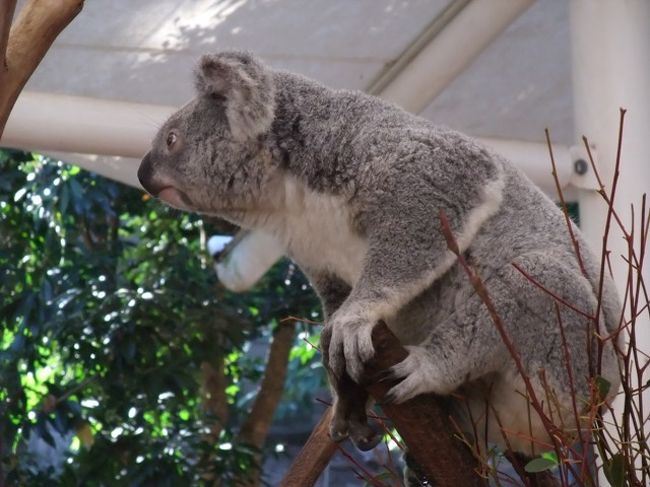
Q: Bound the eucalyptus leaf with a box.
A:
[524,457,557,473]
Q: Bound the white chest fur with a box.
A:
[267,177,368,286]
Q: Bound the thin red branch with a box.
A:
[545,128,587,277]
[511,262,595,320]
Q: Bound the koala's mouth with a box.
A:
[156,186,193,210]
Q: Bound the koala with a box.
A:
[138,51,621,475]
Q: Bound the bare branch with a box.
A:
[0,0,84,137]
[545,128,587,277]
[365,322,485,486]
[239,322,296,487]
[279,408,338,487]
[239,322,296,448]
[282,322,485,487]
[0,0,17,68]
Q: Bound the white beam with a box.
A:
[1,91,173,158]
[570,2,650,484]
[2,92,577,195]
[45,137,577,197]
[370,0,535,113]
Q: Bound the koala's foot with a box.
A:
[403,450,433,486]
[328,414,348,442]
[384,345,453,403]
[328,307,376,383]
[329,407,380,451]
[321,321,381,451]
[349,418,381,451]
[327,378,381,451]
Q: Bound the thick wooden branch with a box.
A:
[366,322,484,486]
[281,322,484,486]
[0,0,17,67]
[279,408,338,487]
[0,0,84,137]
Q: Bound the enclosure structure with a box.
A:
[1,0,649,485]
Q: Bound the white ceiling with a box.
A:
[26,1,447,101]
[23,0,574,147]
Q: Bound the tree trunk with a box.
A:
[238,322,296,487]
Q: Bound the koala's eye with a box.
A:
[166,131,178,149]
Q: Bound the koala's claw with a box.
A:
[329,416,381,451]
[329,424,349,443]
[385,376,422,404]
[376,369,395,383]
[329,411,349,442]
[350,422,381,451]
[328,316,375,383]
[383,346,449,403]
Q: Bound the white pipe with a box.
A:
[3,92,575,194]
[1,91,173,157]
[214,230,285,292]
[374,0,535,113]
[570,2,650,484]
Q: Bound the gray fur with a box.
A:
[138,51,621,456]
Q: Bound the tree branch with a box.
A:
[279,408,338,487]
[366,322,484,486]
[281,322,484,487]
[0,0,84,137]
[239,322,296,486]
[0,0,16,69]
[239,322,296,447]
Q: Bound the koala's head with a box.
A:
[137,51,278,217]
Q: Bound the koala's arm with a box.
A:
[328,152,506,381]
[307,271,351,319]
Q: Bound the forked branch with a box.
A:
[0,0,17,68]
[281,322,483,487]
[0,0,84,136]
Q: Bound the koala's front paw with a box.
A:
[328,311,376,383]
[384,346,452,403]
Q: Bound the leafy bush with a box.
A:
[0,150,322,486]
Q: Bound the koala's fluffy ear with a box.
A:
[195,51,276,141]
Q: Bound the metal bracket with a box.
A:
[568,143,600,191]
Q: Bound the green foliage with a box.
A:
[603,453,625,487]
[595,376,611,403]
[0,150,322,485]
[524,451,558,473]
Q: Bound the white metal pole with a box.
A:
[1,91,173,157]
[570,1,650,483]
[373,0,534,113]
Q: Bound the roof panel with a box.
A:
[420,0,573,144]
[26,0,449,103]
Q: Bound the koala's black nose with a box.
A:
[137,152,162,195]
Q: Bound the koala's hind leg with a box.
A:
[386,252,598,453]
[320,325,379,450]
[310,272,380,450]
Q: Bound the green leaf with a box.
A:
[524,457,557,473]
[541,451,558,463]
[603,453,625,487]
[596,376,611,401]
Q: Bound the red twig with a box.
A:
[545,128,587,277]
